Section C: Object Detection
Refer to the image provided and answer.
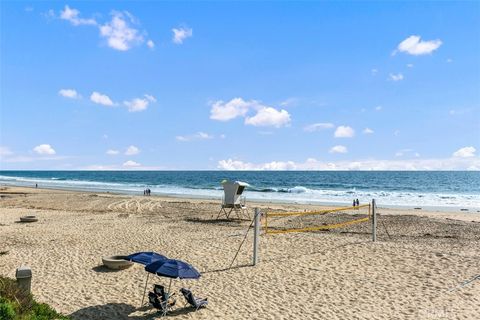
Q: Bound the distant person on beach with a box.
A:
[353,199,356,207]
[356,199,360,206]
[35,183,38,188]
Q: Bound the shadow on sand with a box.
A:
[91,265,126,273]
[69,302,198,319]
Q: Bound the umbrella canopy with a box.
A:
[125,251,168,266]
[145,259,201,279]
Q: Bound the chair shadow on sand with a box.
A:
[69,302,199,319]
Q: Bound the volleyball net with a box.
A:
[264,203,371,235]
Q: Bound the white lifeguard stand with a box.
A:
[217,180,249,219]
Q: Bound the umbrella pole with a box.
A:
[141,273,150,307]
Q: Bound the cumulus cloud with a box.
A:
[210,97,291,128]
[371,68,378,75]
[125,145,140,155]
[453,146,476,158]
[176,132,214,142]
[304,123,335,132]
[58,89,80,99]
[245,107,291,128]
[123,94,156,112]
[147,40,155,49]
[123,160,141,167]
[60,5,97,26]
[395,35,442,56]
[375,106,382,111]
[217,157,480,171]
[329,145,348,154]
[100,11,143,51]
[172,27,192,44]
[363,128,374,134]
[0,146,13,156]
[407,63,414,68]
[389,73,404,81]
[210,98,253,121]
[106,149,119,155]
[90,91,115,106]
[218,159,297,171]
[33,144,56,155]
[334,126,355,138]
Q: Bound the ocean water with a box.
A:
[0,171,479,210]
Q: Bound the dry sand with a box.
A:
[0,186,479,319]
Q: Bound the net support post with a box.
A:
[372,199,377,242]
[253,207,260,266]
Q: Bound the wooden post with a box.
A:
[253,208,260,265]
[372,199,377,242]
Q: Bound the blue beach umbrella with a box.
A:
[125,251,168,265]
[145,259,201,279]
[124,252,169,306]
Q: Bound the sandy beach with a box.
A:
[0,186,479,319]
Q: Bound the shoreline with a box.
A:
[1,182,479,214]
[1,185,479,222]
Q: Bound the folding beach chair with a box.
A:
[148,291,167,316]
[154,284,176,307]
[180,288,208,310]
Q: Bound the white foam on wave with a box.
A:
[1,175,479,209]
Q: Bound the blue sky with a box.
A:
[0,1,479,170]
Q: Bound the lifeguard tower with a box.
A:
[217,180,249,219]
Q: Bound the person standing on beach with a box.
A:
[356,199,360,207]
[353,199,356,207]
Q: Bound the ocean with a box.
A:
[0,171,479,210]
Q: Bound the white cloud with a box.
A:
[395,35,442,56]
[210,97,291,128]
[406,63,414,68]
[389,73,404,81]
[172,27,192,44]
[144,94,156,102]
[58,89,80,99]
[124,98,148,112]
[147,40,155,49]
[371,68,378,75]
[304,123,335,132]
[125,145,140,155]
[375,106,382,111]
[220,134,226,139]
[217,157,480,171]
[123,94,156,112]
[210,98,254,121]
[394,130,400,137]
[100,11,143,51]
[33,144,56,155]
[218,159,297,171]
[123,160,141,167]
[329,145,348,154]
[60,5,97,26]
[453,146,476,158]
[0,146,13,156]
[245,107,291,128]
[106,149,119,155]
[446,58,453,63]
[90,91,115,106]
[176,132,214,142]
[363,128,374,134]
[334,126,355,138]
